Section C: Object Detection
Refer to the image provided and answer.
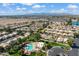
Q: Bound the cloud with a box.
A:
[67,4,78,10]
[50,8,66,13]
[25,10,46,14]
[1,3,14,12]
[26,10,34,14]
[21,3,34,6]
[2,3,9,6]
[25,3,34,5]
[60,8,65,11]
[22,7,26,10]
[16,7,21,11]
[2,3,15,6]
[16,7,26,11]
[32,4,46,8]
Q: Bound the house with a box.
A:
[41,33,52,39]
[24,32,30,37]
[56,36,64,42]
[0,37,18,47]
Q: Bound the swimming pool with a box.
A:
[72,21,79,26]
[24,44,33,51]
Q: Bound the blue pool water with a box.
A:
[72,21,79,26]
[24,44,33,51]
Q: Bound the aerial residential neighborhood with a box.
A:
[0,3,79,56]
[0,15,79,56]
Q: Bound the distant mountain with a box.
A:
[25,13,71,16]
[24,12,79,16]
[0,12,79,17]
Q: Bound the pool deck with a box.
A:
[24,42,44,53]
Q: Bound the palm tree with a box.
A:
[0,46,5,53]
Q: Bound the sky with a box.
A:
[0,3,79,15]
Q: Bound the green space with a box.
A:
[4,32,41,56]
[45,42,70,49]
[28,32,41,42]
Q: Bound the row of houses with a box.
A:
[0,32,30,47]
[0,32,17,42]
[40,21,75,43]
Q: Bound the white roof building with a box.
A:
[57,36,64,42]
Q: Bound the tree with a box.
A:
[0,29,4,32]
[8,48,15,55]
[17,30,24,36]
[28,32,41,41]
[37,28,43,33]
[67,19,72,25]
[8,45,21,56]
[67,37,74,46]
[35,50,46,56]
[48,26,52,29]
[17,38,23,44]
[74,32,79,38]
[29,52,36,56]
[43,23,48,28]
[0,46,5,53]
[4,27,13,33]
[17,37,27,44]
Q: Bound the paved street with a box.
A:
[68,38,79,56]
[74,38,79,46]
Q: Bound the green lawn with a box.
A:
[45,42,70,50]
